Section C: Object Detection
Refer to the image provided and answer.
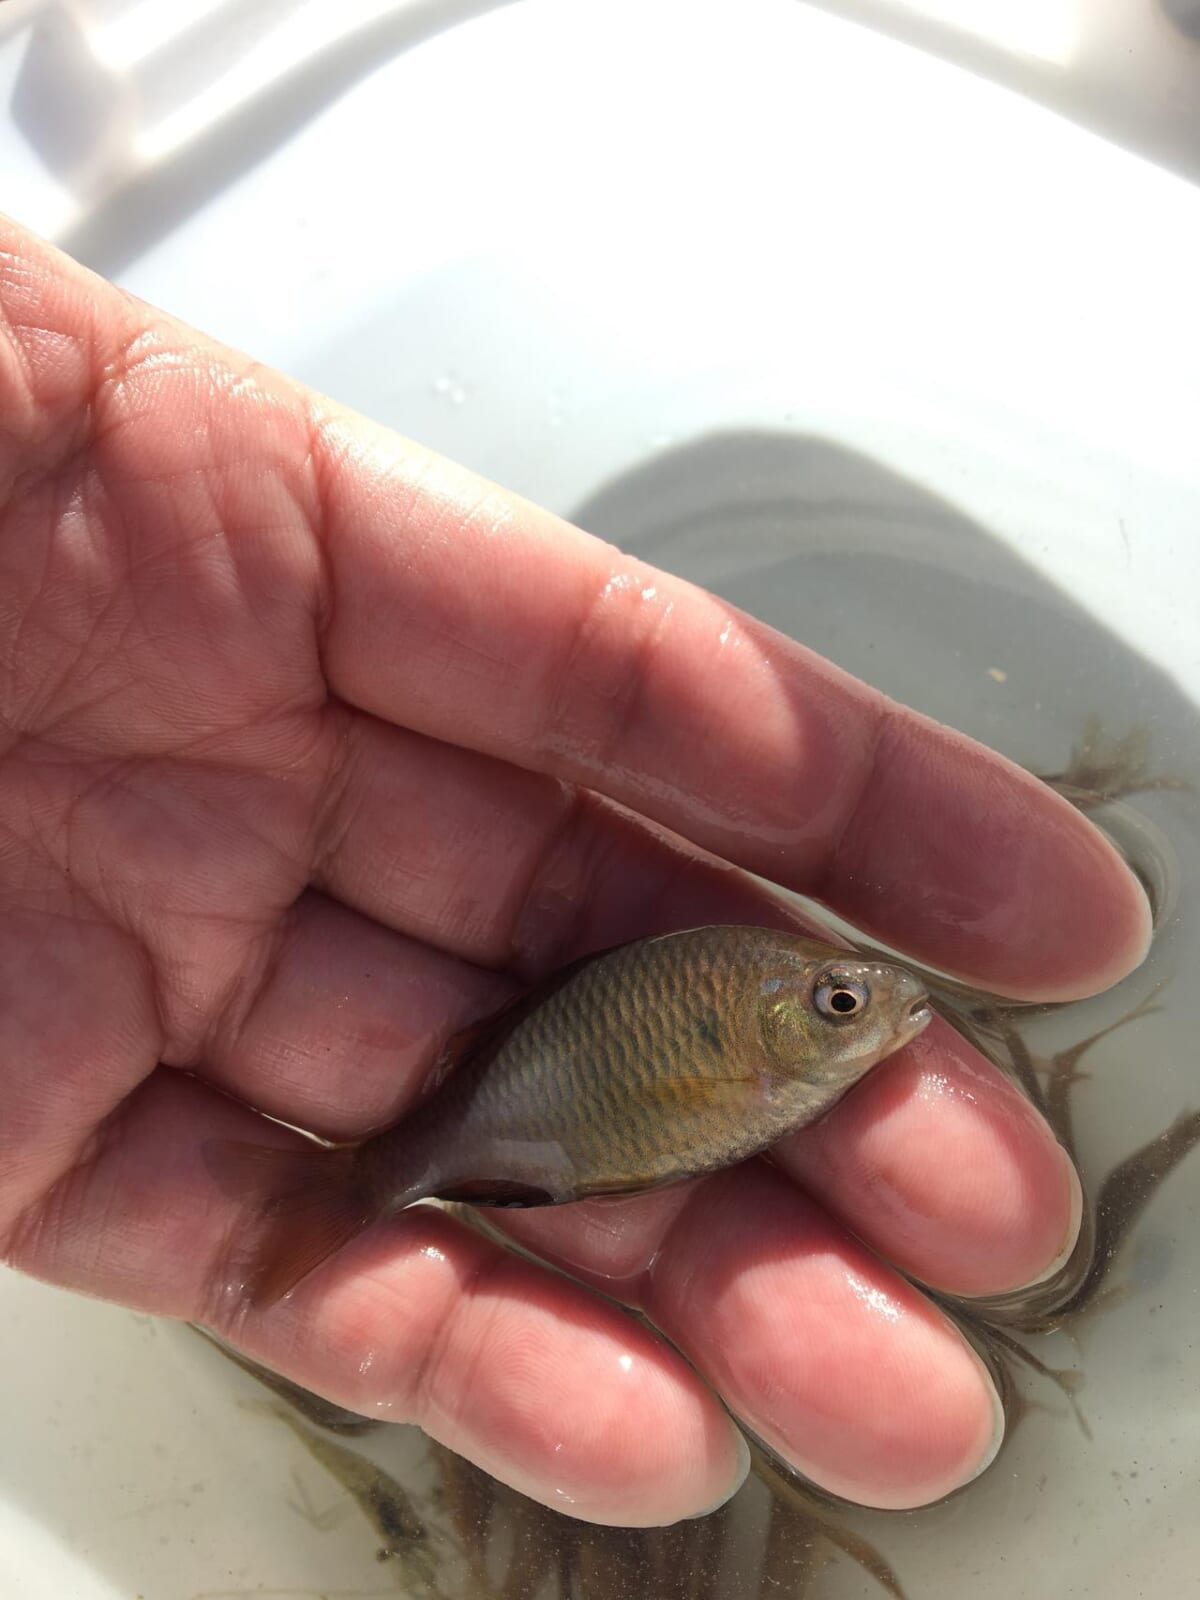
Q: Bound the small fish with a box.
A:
[208,926,931,1305]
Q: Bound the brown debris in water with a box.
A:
[1036,715,1193,811]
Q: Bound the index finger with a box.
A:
[314,415,1150,1002]
[13,212,1140,1005]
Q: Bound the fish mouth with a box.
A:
[906,995,933,1033]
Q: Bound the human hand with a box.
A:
[0,220,1150,1525]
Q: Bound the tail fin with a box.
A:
[203,1139,374,1308]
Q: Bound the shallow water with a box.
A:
[172,437,1200,1600]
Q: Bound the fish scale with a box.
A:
[360,926,927,1205]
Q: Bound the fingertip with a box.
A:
[239,1207,743,1527]
[778,1020,1086,1298]
[827,716,1157,1003]
[1032,1150,1085,1288]
[452,1266,747,1526]
[1030,850,1154,1003]
[685,1423,751,1520]
[948,1326,1007,1493]
[987,797,1155,1003]
[640,1167,1011,1509]
[958,1143,1084,1297]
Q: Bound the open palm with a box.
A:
[0,221,1149,1525]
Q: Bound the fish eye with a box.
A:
[814,974,870,1019]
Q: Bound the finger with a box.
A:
[772,1015,1082,1297]
[0,903,160,1230]
[312,410,1150,1002]
[2,221,1149,1001]
[202,892,511,1140]
[4,1070,748,1527]
[204,813,848,1142]
[312,707,838,977]
[200,865,832,1140]
[494,1164,1003,1510]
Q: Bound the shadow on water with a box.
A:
[569,429,1200,789]
[1164,0,1200,42]
[13,0,521,278]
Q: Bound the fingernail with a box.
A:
[1017,1146,1084,1290]
[961,1342,1007,1485]
[685,1422,751,1519]
[1123,868,1156,968]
